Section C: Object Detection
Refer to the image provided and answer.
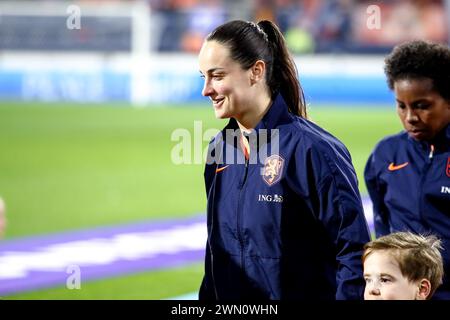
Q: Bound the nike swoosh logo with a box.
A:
[388,162,409,171]
[215,165,229,173]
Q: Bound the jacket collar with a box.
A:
[255,93,294,131]
[223,93,293,133]
[217,93,294,163]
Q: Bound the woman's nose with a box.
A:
[202,80,214,97]
[406,108,419,124]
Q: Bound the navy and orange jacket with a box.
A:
[199,94,371,300]
[364,124,450,299]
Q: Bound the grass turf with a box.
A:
[0,102,223,237]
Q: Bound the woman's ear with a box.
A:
[416,279,431,300]
[250,60,266,84]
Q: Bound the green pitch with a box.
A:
[0,101,401,299]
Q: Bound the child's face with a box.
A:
[363,250,425,300]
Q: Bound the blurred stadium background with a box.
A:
[0,0,448,299]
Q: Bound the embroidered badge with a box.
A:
[262,155,284,186]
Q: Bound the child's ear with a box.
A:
[416,279,431,300]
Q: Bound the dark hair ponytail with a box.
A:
[207,20,307,118]
[257,20,306,118]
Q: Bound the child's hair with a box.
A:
[362,232,444,299]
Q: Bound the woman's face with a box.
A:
[198,40,254,119]
[394,78,450,141]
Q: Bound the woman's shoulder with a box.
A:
[283,117,361,186]
[287,116,350,155]
[371,131,409,155]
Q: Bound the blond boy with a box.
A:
[363,232,444,300]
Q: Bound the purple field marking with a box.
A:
[0,214,205,252]
[0,214,207,296]
[362,197,375,233]
[0,250,205,296]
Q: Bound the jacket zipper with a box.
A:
[428,144,435,160]
[419,144,434,227]
[237,157,249,278]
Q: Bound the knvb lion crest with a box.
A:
[446,156,450,178]
[263,155,284,186]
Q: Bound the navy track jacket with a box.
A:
[199,94,371,300]
[365,124,450,299]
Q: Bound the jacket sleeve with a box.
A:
[199,241,216,300]
[315,154,371,300]
[364,152,390,237]
[288,139,371,299]
[199,163,216,301]
[199,139,218,301]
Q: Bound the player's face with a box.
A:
[394,78,450,141]
[363,251,423,300]
[199,40,254,119]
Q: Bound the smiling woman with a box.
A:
[198,20,306,131]
[197,20,370,301]
[364,40,450,300]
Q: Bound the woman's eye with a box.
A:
[397,103,406,110]
[416,103,430,109]
[380,277,391,283]
[364,278,371,283]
